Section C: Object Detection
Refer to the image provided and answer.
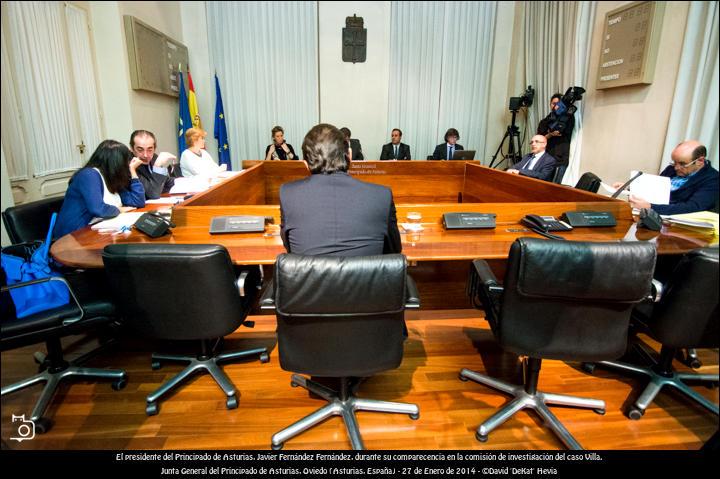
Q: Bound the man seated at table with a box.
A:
[130,130,181,199]
[621,140,719,215]
[280,123,401,256]
[506,135,557,182]
[380,128,411,160]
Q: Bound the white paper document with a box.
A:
[600,182,629,196]
[145,196,184,204]
[90,212,144,232]
[628,170,671,205]
[169,177,211,194]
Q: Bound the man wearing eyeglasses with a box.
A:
[506,135,557,182]
[625,140,718,215]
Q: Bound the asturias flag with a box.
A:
[177,69,193,155]
[187,69,202,129]
[214,74,231,170]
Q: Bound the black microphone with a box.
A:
[612,171,643,199]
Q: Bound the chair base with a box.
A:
[271,374,419,450]
[459,368,605,450]
[146,346,269,415]
[1,361,126,432]
[593,359,719,418]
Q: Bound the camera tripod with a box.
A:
[489,109,523,169]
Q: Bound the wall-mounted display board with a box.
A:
[596,1,665,90]
[124,15,189,97]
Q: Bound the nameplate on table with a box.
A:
[443,212,496,230]
[209,216,265,234]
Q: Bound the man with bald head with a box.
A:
[628,140,718,215]
[506,135,557,182]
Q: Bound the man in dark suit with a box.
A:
[432,128,464,160]
[340,127,364,161]
[280,124,401,256]
[626,140,718,215]
[380,128,411,160]
[507,135,557,181]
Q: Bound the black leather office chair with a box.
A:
[1,244,126,433]
[102,244,269,415]
[574,172,602,193]
[551,165,567,184]
[2,196,64,244]
[261,253,420,450]
[584,248,719,419]
[463,238,656,449]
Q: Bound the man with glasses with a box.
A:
[625,140,718,215]
[506,135,557,182]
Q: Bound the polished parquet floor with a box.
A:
[1,310,718,450]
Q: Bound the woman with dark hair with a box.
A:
[264,125,297,160]
[432,128,464,160]
[54,140,145,238]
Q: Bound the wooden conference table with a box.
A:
[51,161,714,309]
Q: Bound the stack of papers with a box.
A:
[169,177,211,194]
[663,211,719,235]
[90,212,144,232]
[601,171,671,205]
[145,196,183,204]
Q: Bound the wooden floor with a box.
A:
[2,310,717,450]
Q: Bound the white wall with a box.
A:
[578,1,689,184]
[318,1,391,159]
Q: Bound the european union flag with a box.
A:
[177,70,193,155]
[214,74,231,170]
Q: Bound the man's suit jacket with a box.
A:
[280,172,401,256]
[512,152,556,181]
[348,139,364,161]
[380,142,411,160]
[652,163,719,215]
[432,143,464,160]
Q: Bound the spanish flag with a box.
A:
[187,69,202,129]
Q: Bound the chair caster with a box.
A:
[34,417,53,434]
[271,443,283,450]
[458,373,469,382]
[689,359,702,369]
[581,362,596,374]
[290,381,299,388]
[593,408,606,416]
[260,352,270,364]
[151,360,162,370]
[226,396,238,410]
[475,431,488,443]
[146,402,159,416]
[112,377,127,391]
[409,412,420,420]
[627,406,644,420]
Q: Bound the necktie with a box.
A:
[448,146,453,160]
[394,145,398,159]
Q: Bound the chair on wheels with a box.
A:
[463,238,656,449]
[2,196,64,244]
[584,248,719,419]
[102,244,269,416]
[260,253,420,450]
[1,245,126,433]
[551,165,567,184]
[574,172,602,193]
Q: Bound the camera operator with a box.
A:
[537,93,574,176]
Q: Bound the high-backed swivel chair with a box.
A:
[574,172,602,193]
[585,248,718,419]
[102,244,269,415]
[1,244,126,433]
[2,196,64,244]
[261,253,420,450]
[463,238,656,449]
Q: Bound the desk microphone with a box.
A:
[612,171,643,198]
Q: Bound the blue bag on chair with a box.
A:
[1,213,70,318]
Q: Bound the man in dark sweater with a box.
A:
[130,130,182,199]
[628,140,718,215]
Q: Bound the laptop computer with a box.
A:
[451,150,476,160]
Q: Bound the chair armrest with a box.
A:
[259,278,276,311]
[467,259,503,314]
[236,270,250,297]
[405,274,420,309]
[650,279,664,303]
[2,276,85,325]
